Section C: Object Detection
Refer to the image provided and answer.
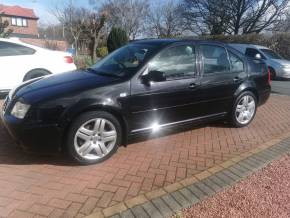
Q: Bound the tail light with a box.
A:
[64,56,74,64]
[268,67,271,85]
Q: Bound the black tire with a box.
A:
[231,91,257,128]
[23,69,50,81]
[269,67,276,80]
[66,111,122,165]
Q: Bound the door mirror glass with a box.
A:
[142,70,166,83]
[255,53,262,59]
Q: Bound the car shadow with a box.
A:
[0,119,230,166]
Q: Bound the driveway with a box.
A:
[0,95,290,217]
[271,80,290,96]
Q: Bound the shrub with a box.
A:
[96,46,108,58]
[107,27,128,53]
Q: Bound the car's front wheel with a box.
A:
[231,91,257,127]
[66,111,122,165]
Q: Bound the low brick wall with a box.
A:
[20,38,68,51]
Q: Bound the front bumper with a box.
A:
[1,109,63,153]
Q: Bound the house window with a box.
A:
[11,17,28,27]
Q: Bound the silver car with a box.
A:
[230,43,290,79]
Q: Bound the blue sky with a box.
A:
[1,0,103,25]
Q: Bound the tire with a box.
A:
[231,91,257,128]
[23,69,50,81]
[66,111,122,165]
[269,67,276,80]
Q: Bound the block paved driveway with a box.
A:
[0,95,290,218]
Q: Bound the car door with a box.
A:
[128,43,204,133]
[0,41,36,90]
[198,43,247,115]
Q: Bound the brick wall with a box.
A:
[20,38,68,51]
[2,16,38,36]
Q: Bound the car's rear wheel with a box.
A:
[23,69,50,81]
[269,67,276,80]
[66,111,122,165]
[231,91,257,127]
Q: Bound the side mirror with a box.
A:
[141,70,166,84]
[255,53,262,59]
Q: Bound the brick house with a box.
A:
[0,4,39,38]
[0,4,68,51]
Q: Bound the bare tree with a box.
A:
[53,1,88,56]
[147,1,184,38]
[181,0,289,35]
[100,0,149,39]
[82,11,107,62]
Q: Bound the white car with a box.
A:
[0,38,77,94]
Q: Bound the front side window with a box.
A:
[90,43,160,78]
[200,45,230,74]
[260,49,282,59]
[148,45,196,80]
[0,42,35,56]
[229,52,244,73]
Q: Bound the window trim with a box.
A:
[199,43,232,77]
[145,42,199,82]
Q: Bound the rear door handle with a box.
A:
[189,83,198,89]
[233,77,243,83]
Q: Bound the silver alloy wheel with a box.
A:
[235,95,256,125]
[74,118,117,160]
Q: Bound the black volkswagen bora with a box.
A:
[1,39,271,164]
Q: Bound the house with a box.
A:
[0,4,68,51]
[0,4,39,38]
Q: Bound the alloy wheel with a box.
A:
[235,95,256,125]
[74,118,117,160]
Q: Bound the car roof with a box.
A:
[130,38,228,47]
[229,43,269,50]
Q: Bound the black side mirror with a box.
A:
[141,70,166,84]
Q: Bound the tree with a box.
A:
[100,0,149,39]
[107,27,128,53]
[0,16,13,38]
[181,0,289,35]
[82,11,107,62]
[53,2,88,56]
[147,1,184,38]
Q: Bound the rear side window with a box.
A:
[229,51,244,73]
[149,44,196,80]
[200,45,230,74]
[0,42,35,56]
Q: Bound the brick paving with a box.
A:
[0,95,290,217]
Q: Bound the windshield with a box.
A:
[261,49,282,59]
[90,43,160,77]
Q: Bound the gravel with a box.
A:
[182,154,290,218]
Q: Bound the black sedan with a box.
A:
[1,39,271,164]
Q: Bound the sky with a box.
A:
[1,0,103,25]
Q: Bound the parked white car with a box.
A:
[0,38,76,94]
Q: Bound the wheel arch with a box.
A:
[61,104,129,151]
[23,68,52,81]
[234,82,259,104]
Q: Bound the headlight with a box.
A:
[11,101,30,119]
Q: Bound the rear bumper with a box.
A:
[1,112,62,153]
